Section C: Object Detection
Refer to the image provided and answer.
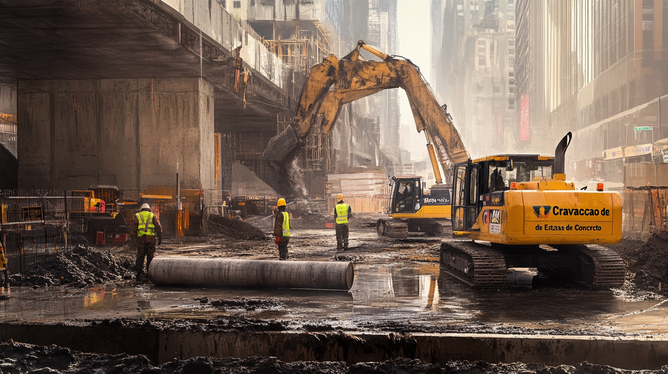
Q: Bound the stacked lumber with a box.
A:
[325,168,389,213]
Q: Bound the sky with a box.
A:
[396,0,432,168]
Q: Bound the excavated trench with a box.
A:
[2,218,668,372]
[3,321,668,370]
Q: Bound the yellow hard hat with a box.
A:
[337,193,343,200]
[277,198,286,207]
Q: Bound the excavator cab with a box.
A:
[451,155,554,233]
[390,177,421,214]
[378,177,452,238]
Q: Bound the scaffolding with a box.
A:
[260,19,332,73]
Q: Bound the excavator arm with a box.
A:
[264,40,469,184]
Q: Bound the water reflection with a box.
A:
[0,262,665,335]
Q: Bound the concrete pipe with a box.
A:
[148,257,354,290]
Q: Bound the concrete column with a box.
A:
[17,78,214,199]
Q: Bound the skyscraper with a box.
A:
[431,0,518,158]
[515,1,668,181]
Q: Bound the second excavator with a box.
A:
[265,41,625,289]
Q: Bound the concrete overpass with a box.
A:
[0,0,293,200]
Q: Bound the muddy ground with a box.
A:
[10,214,668,297]
[1,340,666,374]
[3,214,668,373]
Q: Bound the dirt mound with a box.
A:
[291,211,331,229]
[0,340,662,373]
[8,245,134,287]
[204,216,267,240]
[609,232,668,294]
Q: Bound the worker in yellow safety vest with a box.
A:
[273,198,290,260]
[132,203,163,281]
[333,194,352,250]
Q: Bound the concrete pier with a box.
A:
[0,0,291,197]
[18,78,214,194]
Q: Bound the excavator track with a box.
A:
[407,219,444,236]
[439,241,506,289]
[553,244,626,289]
[376,219,408,238]
[440,241,626,289]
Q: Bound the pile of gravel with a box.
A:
[204,216,267,240]
[8,245,134,287]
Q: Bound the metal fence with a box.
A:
[0,189,72,274]
[622,187,668,241]
[1,221,68,274]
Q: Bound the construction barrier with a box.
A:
[622,187,668,241]
[0,220,68,274]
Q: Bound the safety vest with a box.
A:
[336,203,349,224]
[281,211,291,237]
[136,211,156,237]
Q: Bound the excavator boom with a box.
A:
[264,41,469,182]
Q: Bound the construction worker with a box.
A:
[333,194,352,250]
[0,241,7,288]
[132,203,163,281]
[273,198,290,260]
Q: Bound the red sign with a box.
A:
[494,112,503,138]
[520,95,530,141]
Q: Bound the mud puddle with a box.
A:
[2,259,667,336]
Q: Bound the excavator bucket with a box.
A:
[264,126,299,163]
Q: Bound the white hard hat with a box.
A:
[140,203,150,210]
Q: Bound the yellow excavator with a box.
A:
[445,132,625,288]
[265,40,467,238]
[265,41,625,289]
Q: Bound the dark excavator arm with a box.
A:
[264,41,469,183]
